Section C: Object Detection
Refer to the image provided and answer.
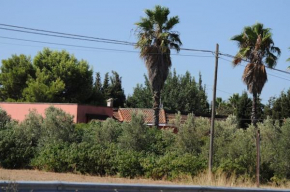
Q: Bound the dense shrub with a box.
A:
[32,142,118,175]
[3,105,290,184]
[118,113,148,151]
[115,150,144,178]
[0,107,12,130]
[31,142,70,172]
[40,106,76,144]
[141,152,206,180]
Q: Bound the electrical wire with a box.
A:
[0,23,136,45]
[0,24,217,54]
[219,52,290,75]
[0,36,215,58]
[0,23,289,76]
[0,27,134,46]
[219,57,290,82]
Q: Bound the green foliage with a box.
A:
[214,118,256,176]
[40,106,76,144]
[236,92,252,128]
[5,105,290,184]
[126,70,209,114]
[31,142,70,172]
[175,113,208,155]
[215,97,235,116]
[23,48,93,103]
[0,127,35,169]
[32,142,117,175]
[89,72,106,106]
[141,152,206,180]
[162,70,209,114]
[265,89,290,123]
[0,107,12,130]
[95,118,122,145]
[115,150,144,178]
[118,113,148,151]
[126,75,152,108]
[88,71,126,107]
[0,54,35,101]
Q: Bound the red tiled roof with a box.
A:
[115,108,166,124]
[166,113,188,124]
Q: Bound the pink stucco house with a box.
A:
[0,102,113,123]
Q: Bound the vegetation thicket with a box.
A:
[1,106,290,185]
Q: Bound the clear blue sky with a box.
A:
[1,0,289,104]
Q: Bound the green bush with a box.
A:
[118,113,148,151]
[214,117,256,177]
[0,107,12,130]
[40,106,76,144]
[31,142,70,172]
[115,150,144,178]
[0,127,35,168]
[95,118,122,145]
[66,142,117,175]
[141,152,206,180]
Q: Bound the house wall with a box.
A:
[0,102,78,123]
[77,105,113,123]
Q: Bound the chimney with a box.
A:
[107,98,113,107]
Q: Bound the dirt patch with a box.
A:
[0,168,177,185]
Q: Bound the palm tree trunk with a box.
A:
[252,91,260,187]
[153,90,160,127]
[252,92,258,126]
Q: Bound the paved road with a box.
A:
[0,181,289,192]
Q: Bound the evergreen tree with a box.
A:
[126,70,209,114]
[108,71,126,107]
[264,89,290,124]
[126,75,152,108]
[0,54,35,101]
[236,92,252,128]
[88,72,106,106]
[22,48,93,103]
[102,72,110,99]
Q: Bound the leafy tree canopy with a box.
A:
[0,54,35,101]
[126,69,209,115]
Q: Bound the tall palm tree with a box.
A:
[231,23,280,126]
[135,5,182,126]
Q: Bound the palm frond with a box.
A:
[244,26,257,42]
[270,46,281,56]
[265,52,278,68]
[253,23,264,35]
[164,16,179,31]
[231,34,244,42]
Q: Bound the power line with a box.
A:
[0,36,215,58]
[0,27,134,46]
[219,52,290,75]
[0,24,217,54]
[219,57,290,82]
[1,23,289,76]
[0,23,135,45]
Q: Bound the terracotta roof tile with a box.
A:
[117,108,166,124]
[113,110,122,121]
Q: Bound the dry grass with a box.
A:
[1,168,290,189]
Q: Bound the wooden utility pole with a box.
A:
[209,44,219,178]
